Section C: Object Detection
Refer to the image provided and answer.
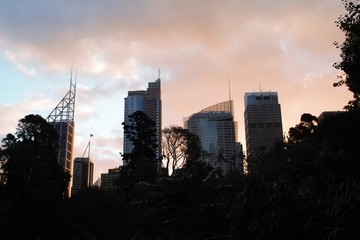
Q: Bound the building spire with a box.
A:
[259,80,262,92]
[46,67,76,123]
[228,76,233,115]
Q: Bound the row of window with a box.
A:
[248,122,282,129]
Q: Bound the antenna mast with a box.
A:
[228,76,233,115]
[259,80,262,92]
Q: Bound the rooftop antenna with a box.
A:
[73,134,94,188]
[70,64,76,96]
[259,80,262,92]
[74,68,77,86]
[158,68,161,80]
[228,76,233,115]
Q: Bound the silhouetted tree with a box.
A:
[182,129,204,168]
[162,126,188,175]
[252,113,319,180]
[315,111,360,177]
[121,111,159,183]
[162,125,203,176]
[287,113,318,144]
[0,114,69,198]
[333,0,360,109]
[0,114,71,240]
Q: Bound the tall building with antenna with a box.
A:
[46,75,76,195]
[244,92,283,171]
[71,136,94,195]
[123,77,162,165]
[71,158,94,195]
[184,100,243,175]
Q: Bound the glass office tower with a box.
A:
[185,100,242,175]
[123,79,162,165]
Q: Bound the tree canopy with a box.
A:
[121,111,159,183]
[0,114,69,198]
[162,125,203,175]
[333,0,360,109]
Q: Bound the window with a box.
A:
[274,122,282,128]
[249,123,256,128]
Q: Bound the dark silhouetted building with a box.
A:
[101,168,120,191]
[71,157,94,195]
[244,92,283,170]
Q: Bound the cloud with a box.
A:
[0,0,342,75]
[303,72,324,89]
[0,95,55,140]
[4,50,36,77]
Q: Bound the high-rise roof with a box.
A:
[244,91,283,171]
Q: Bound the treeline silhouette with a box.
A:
[1,110,360,240]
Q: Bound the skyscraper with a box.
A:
[46,77,76,195]
[185,100,242,175]
[244,92,283,169]
[123,78,162,165]
[71,157,94,195]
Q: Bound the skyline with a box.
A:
[0,0,353,180]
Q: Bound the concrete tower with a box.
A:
[244,92,283,170]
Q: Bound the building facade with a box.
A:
[71,157,94,195]
[101,168,120,191]
[123,78,162,165]
[185,100,242,175]
[46,78,76,196]
[244,92,283,169]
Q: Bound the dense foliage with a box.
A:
[333,0,360,109]
[162,125,203,176]
[0,114,69,197]
[0,114,70,240]
[1,110,360,240]
[121,111,159,183]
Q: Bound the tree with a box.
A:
[162,125,203,176]
[183,128,203,167]
[121,111,158,182]
[287,113,318,144]
[162,126,188,176]
[0,114,69,198]
[333,0,360,110]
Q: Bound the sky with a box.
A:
[0,0,353,181]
